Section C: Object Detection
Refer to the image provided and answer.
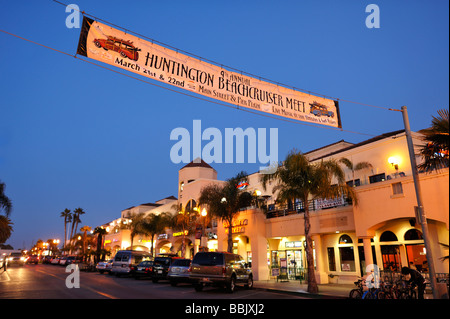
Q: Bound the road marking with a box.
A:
[34,267,118,299]
[0,270,11,281]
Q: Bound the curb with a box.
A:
[253,285,348,299]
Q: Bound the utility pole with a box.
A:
[400,105,439,299]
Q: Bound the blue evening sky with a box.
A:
[0,0,448,249]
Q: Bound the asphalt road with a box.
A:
[0,264,306,300]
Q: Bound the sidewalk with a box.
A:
[254,279,353,299]
[254,279,436,299]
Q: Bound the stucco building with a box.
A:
[100,129,449,284]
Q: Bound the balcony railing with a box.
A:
[265,196,352,219]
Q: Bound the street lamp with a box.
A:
[201,208,208,251]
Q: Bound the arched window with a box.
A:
[404,229,423,241]
[339,234,353,244]
[380,231,398,242]
[337,234,355,272]
[185,199,197,213]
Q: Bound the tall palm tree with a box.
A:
[60,208,72,248]
[338,157,373,186]
[67,208,85,254]
[80,225,92,261]
[0,180,13,244]
[69,208,85,245]
[198,171,253,253]
[170,203,198,257]
[0,215,13,244]
[124,212,147,250]
[93,226,108,262]
[418,109,449,172]
[261,150,358,294]
[139,212,172,256]
[0,180,12,218]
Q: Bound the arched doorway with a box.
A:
[173,237,193,258]
[403,229,427,271]
[379,230,401,271]
[156,240,172,256]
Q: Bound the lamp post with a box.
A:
[399,105,439,299]
[201,208,208,251]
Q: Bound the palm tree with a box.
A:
[124,212,147,250]
[0,215,13,244]
[0,180,12,218]
[0,180,13,244]
[138,212,172,256]
[170,203,198,257]
[338,157,373,186]
[261,150,358,294]
[93,226,108,262]
[418,109,449,172]
[60,208,72,248]
[198,171,253,253]
[80,225,92,262]
[67,208,85,254]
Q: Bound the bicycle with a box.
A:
[349,278,364,299]
[390,280,416,299]
[363,286,384,299]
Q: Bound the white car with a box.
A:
[96,259,113,274]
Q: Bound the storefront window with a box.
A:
[339,247,356,272]
[327,247,336,271]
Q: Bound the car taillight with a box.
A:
[222,266,226,275]
[188,266,192,273]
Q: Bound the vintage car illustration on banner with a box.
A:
[309,101,335,118]
[93,36,141,61]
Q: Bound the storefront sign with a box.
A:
[223,219,248,228]
[158,233,169,240]
[173,230,189,237]
[77,17,341,128]
[285,241,302,248]
[223,219,248,234]
[314,196,345,210]
[225,226,245,234]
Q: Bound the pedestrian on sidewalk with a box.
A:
[1,254,7,272]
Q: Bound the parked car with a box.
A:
[26,255,39,264]
[168,259,192,286]
[96,259,113,274]
[151,255,180,283]
[42,256,53,264]
[50,257,60,265]
[65,256,81,265]
[7,252,26,266]
[58,256,68,266]
[111,250,152,277]
[189,252,253,293]
[132,260,154,280]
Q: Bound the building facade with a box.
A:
[98,130,449,284]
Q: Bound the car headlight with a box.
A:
[20,257,27,261]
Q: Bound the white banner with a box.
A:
[77,17,341,128]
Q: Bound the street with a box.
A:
[0,264,306,300]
